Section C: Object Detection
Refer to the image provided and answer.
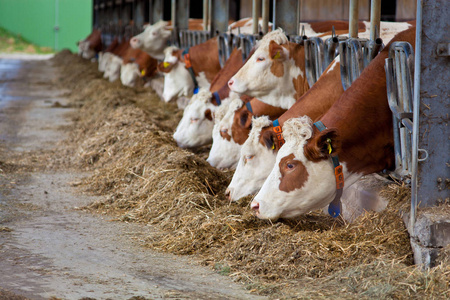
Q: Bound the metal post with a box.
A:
[252,0,261,34]
[273,0,299,36]
[349,0,359,38]
[369,0,381,41]
[210,0,229,36]
[150,0,164,24]
[203,0,209,31]
[262,0,270,34]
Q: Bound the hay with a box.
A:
[50,51,449,298]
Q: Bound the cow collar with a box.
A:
[313,121,344,218]
[182,48,199,94]
[272,119,285,148]
[212,91,221,106]
[245,101,253,114]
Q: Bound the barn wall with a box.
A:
[396,0,417,21]
[0,0,92,52]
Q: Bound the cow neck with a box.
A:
[288,42,310,101]
[316,46,395,177]
[182,48,199,93]
[185,37,220,82]
[209,48,244,92]
[249,99,287,119]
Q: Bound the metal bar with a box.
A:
[210,0,229,36]
[369,0,381,41]
[262,0,270,34]
[150,0,163,24]
[252,0,261,34]
[273,0,298,36]
[203,0,209,32]
[349,0,359,38]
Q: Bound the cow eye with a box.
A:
[190,118,200,123]
[287,163,295,169]
[257,57,265,62]
[244,155,255,164]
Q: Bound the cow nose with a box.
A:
[251,201,259,212]
[228,79,234,87]
[225,188,232,201]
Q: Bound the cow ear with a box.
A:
[204,109,213,121]
[239,111,252,129]
[261,129,277,151]
[269,41,285,61]
[304,128,340,162]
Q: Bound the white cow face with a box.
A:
[120,62,140,87]
[130,20,171,60]
[159,47,194,102]
[226,116,277,201]
[251,116,340,221]
[227,29,301,109]
[206,96,243,169]
[173,88,217,148]
[78,41,96,60]
[98,52,113,72]
[104,55,123,82]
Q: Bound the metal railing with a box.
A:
[385,41,427,180]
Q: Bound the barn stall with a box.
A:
[48,0,450,297]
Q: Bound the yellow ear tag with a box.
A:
[271,143,275,150]
[326,138,332,154]
[273,51,281,59]
[163,62,170,68]
[141,69,146,76]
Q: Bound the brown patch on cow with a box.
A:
[231,105,252,145]
[308,20,365,35]
[188,37,221,82]
[278,154,309,193]
[220,129,232,141]
[269,41,284,77]
[260,128,278,152]
[204,109,212,121]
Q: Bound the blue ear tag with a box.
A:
[194,87,199,94]
[328,202,341,218]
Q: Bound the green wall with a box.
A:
[0,0,93,52]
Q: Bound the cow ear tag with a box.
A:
[163,62,170,68]
[326,138,333,154]
[328,201,341,218]
[273,51,281,59]
[193,87,199,94]
[271,143,275,150]
[141,69,146,77]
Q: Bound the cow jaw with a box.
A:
[207,123,241,169]
[173,89,216,148]
[120,63,140,87]
[228,139,276,201]
[162,63,193,102]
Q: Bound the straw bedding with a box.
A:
[51,50,449,298]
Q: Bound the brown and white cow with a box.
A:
[250,26,416,221]
[206,96,286,169]
[226,21,414,202]
[173,47,247,148]
[78,29,103,60]
[129,20,173,60]
[120,48,158,87]
[157,37,222,102]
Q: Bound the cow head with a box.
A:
[120,62,140,87]
[104,55,123,82]
[158,47,194,102]
[227,29,303,109]
[130,20,172,60]
[206,95,243,169]
[173,88,217,148]
[251,116,342,221]
[226,116,280,201]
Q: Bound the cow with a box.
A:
[98,37,119,72]
[130,20,172,60]
[78,29,103,60]
[157,36,222,102]
[173,47,247,148]
[250,27,416,221]
[120,48,158,87]
[206,96,287,169]
[226,21,414,202]
[103,39,132,82]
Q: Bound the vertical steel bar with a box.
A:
[410,0,423,233]
[252,0,261,34]
[273,0,298,36]
[370,0,381,41]
[262,0,270,34]
[349,0,359,38]
[210,0,229,35]
[203,0,209,31]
